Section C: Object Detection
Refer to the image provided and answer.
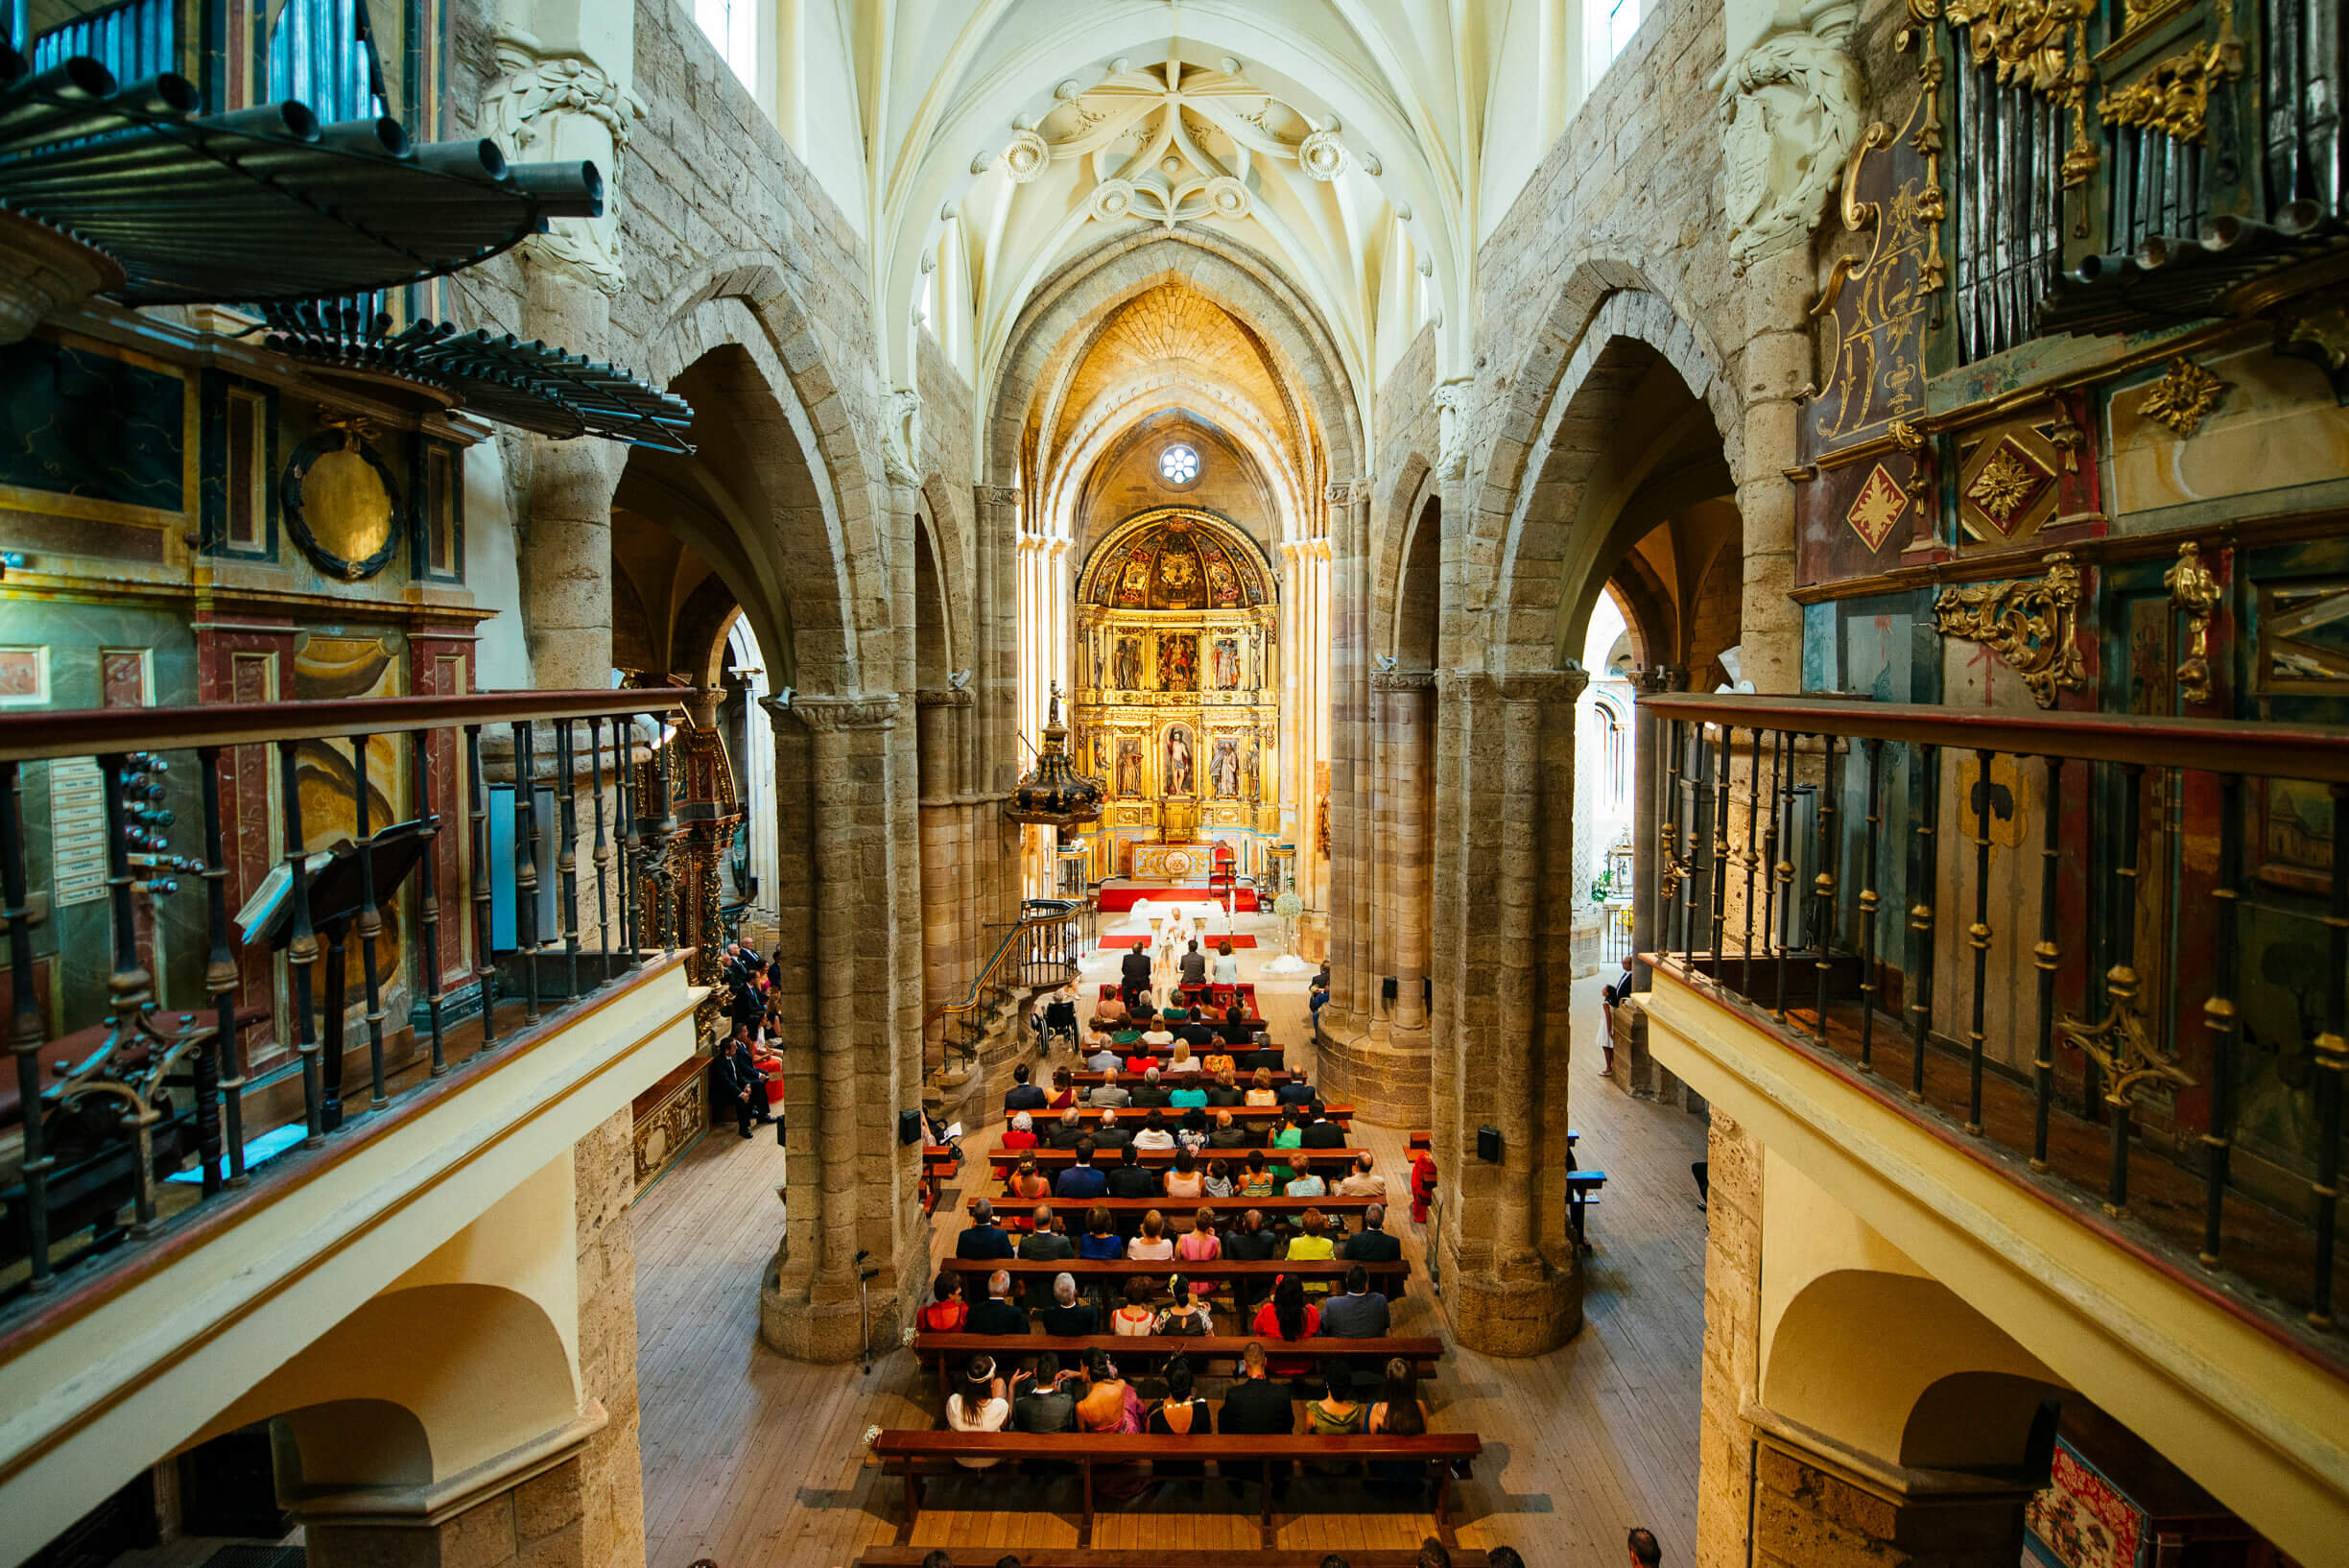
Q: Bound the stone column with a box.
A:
[1735,243,1814,697]
[1324,479,1375,1033]
[759,692,915,1363]
[915,689,970,1072]
[1321,667,1436,1125]
[1431,669,1584,1354]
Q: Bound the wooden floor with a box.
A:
[633,915,1712,1568]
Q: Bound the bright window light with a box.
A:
[1159,444,1200,485]
[694,0,755,87]
[1603,0,1640,66]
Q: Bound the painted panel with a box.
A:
[0,337,184,511]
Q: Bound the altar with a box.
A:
[1130,842,1212,880]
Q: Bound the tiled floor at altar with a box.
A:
[631,925,1713,1568]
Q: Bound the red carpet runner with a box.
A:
[1097,934,1258,951]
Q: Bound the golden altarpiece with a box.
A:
[1069,510,1281,883]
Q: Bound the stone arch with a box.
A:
[1383,460,1441,668]
[1470,266,1741,675]
[986,230,1364,487]
[631,271,890,697]
[1765,1269,2068,1472]
[190,1282,582,1487]
[916,469,973,680]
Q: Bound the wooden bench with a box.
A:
[870,1430,1482,1547]
[911,1333,1442,1400]
[1068,1070,1297,1087]
[1082,1042,1281,1062]
[937,1258,1410,1304]
[990,1147,1369,1176]
[1566,1168,1606,1251]
[1020,1105,1349,1127]
[970,1195,1380,1229]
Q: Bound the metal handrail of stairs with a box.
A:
[924,897,1082,1075]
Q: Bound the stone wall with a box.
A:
[1696,1110,1765,1568]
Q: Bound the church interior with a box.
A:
[2,1,2348,1566]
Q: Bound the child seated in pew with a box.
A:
[1203,1158,1235,1198]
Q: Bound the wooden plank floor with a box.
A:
[634,914,1711,1568]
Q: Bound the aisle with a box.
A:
[630,936,1711,1567]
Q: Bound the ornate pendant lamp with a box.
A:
[1005,683,1104,828]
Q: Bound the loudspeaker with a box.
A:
[1381,975,1397,1003]
[1477,1125,1502,1162]
[897,1108,926,1146]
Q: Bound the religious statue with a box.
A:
[1113,635,1143,692]
[1245,740,1260,800]
[1160,633,1198,693]
[1091,731,1108,780]
[1116,737,1144,797]
[1212,635,1240,690]
[1211,735,1242,797]
[1165,725,1194,796]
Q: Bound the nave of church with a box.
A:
[3,1,2348,1566]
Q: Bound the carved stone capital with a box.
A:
[774,693,901,731]
[1633,664,1691,695]
[979,485,1021,510]
[1716,20,1866,270]
[914,686,975,709]
[1498,665,1589,705]
[1370,667,1438,692]
[1324,478,1372,506]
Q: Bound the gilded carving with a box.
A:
[2100,41,2226,143]
[1896,3,1949,296]
[1940,0,2098,185]
[1933,551,2086,707]
[1845,463,1910,550]
[1958,434,2056,538]
[2138,356,2227,438]
[2056,976,2195,1208]
[2164,541,2221,706]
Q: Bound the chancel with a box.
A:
[3,2,2347,1567]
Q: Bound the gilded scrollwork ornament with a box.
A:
[2139,356,2227,438]
[1933,550,2087,708]
[2165,541,2221,706]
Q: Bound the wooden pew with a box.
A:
[1068,1070,1297,1086]
[911,1332,1441,1400]
[937,1257,1409,1299]
[989,1146,1369,1176]
[969,1194,1380,1229]
[1081,1041,1281,1062]
[870,1430,1482,1547]
[1014,1105,1351,1128]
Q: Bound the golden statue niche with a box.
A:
[1070,509,1280,885]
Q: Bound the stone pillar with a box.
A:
[916,688,972,1071]
[759,693,917,1363]
[517,267,620,693]
[1324,479,1375,1033]
[1696,1109,1764,1568]
[1735,244,1813,697]
[1321,667,1436,1124]
[570,1105,644,1568]
[1433,669,1583,1354]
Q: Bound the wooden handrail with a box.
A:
[1639,692,2349,782]
[0,689,686,763]
[923,898,1077,1032]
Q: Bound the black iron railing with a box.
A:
[0,689,686,1304]
[927,898,1080,1073]
[1641,693,2349,1346]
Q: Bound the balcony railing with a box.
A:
[1638,693,2348,1351]
[0,688,687,1307]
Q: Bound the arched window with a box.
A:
[1588,0,1641,87]
[1593,694,1629,814]
[694,0,756,88]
